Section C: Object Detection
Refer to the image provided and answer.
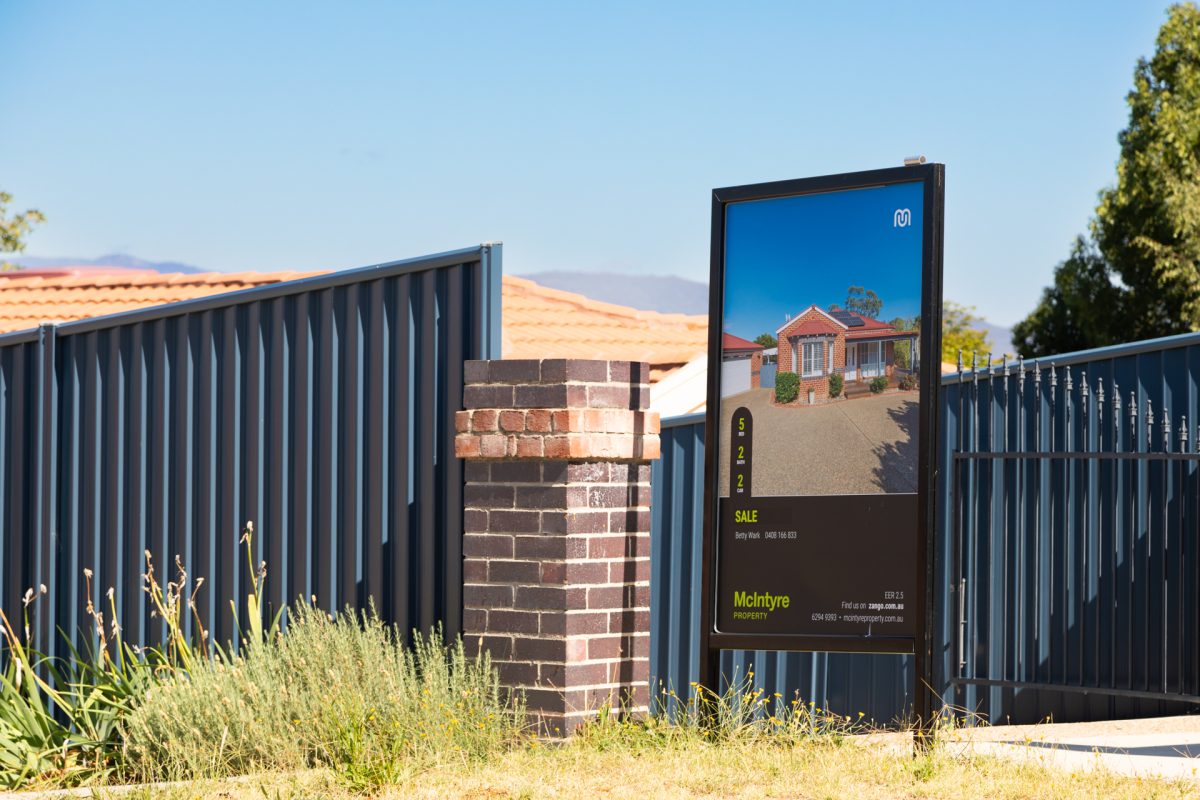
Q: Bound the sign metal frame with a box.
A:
[698,164,945,727]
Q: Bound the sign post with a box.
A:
[699,164,944,740]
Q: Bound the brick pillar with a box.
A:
[454,359,660,735]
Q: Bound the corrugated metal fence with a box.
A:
[0,245,501,660]
[651,331,1200,726]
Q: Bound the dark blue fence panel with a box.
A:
[649,413,911,724]
[940,335,1200,725]
[0,245,502,659]
[652,331,1200,727]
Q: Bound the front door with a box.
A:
[846,343,858,382]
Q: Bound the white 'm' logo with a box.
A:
[893,208,912,228]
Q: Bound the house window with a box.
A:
[802,341,824,378]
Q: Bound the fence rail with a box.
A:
[0,245,501,660]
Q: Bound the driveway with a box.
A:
[719,388,918,496]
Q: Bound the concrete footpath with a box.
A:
[910,716,1200,781]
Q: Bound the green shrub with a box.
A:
[774,372,799,404]
[869,376,888,394]
[121,603,526,788]
[899,373,918,391]
[828,373,843,399]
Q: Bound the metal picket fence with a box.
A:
[942,338,1200,723]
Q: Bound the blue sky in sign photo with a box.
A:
[0,0,1173,325]
[722,182,924,341]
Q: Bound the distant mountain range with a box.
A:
[10,253,206,274]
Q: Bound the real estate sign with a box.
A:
[701,165,944,668]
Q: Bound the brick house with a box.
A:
[720,332,764,394]
[776,305,918,403]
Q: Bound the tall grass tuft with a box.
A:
[121,601,526,790]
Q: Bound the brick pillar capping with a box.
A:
[454,358,661,735]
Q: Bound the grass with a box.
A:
[96,732,1196,800]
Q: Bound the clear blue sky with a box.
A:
[724,182,923,339]
[0,1,1171,325]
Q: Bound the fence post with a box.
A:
[454,358,661,735]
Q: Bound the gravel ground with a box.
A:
[718,388,919,497]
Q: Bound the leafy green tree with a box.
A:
[754,333,777,348]
[0,191,45,271]
[845,285,883,319]
[942,301,989,364]
[1012,238,1125,357]
[1016,4,1200,355]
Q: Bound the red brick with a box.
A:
[513,637,568,661]
[513,438,542,455]
[587,585,624,609]
[500,410,525,432]
[516,585,586,610]
[462,533,514,558]
[525,409,552,432]
[540,561,566,584]
[480,434,508,458]
[463,558,488,582]
[463,509,488,532]
[608,609,650,634]
[565,511,609,534]
[564,561,610,584]
[465,634,513,660]
[455,435,481,458]
[588,635,625,660]
[586,385,633,409]
[543,435,571,458]
[496,660,539,686]
[487,609,540,635]
[488,559,541,583]
[564,360,608,381]
[608,558,650,583]
[463,607,487,633]
[488,510,540,533]
[472,409,498,433]
[514,535,574,560]
[455,410,471,433]
[464,584,514,608]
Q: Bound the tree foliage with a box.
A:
[0,191,45,271]
[845,285,882,319]
[754,333,777,349]
[1016,4,1200,356]
[942,301,989,365]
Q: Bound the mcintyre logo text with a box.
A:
[732,590,790,612]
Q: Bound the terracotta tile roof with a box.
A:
[786,318,842,337]
[0,267,709,385]
[502,275,708,383]
[0,267,325,334]
[721,332,762,352]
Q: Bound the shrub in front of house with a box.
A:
[869,376,888,394]
[828,373,843,399]
[775,372,799,404]
[899,373,917,391]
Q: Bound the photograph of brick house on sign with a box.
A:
[776,305,919,403]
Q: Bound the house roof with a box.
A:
[502,275,708,382]
[775,304,846,335]
[721,332,763,352]
[784,318,842,337]
[0,267,325,334]
[0,266,709,385]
